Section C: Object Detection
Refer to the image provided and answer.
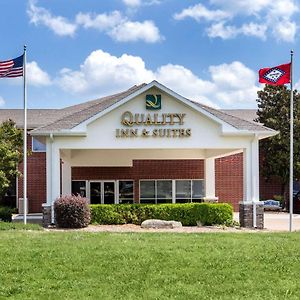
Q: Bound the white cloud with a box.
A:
[272,20,297,42]
[209,0,271,16]
[207,22,267,39]
[28,1,163,43]
[75,11,124,31]
[27,1,77,37]
[76,12,162,43]
[240,23,267,39]
[27,61,52,86]
[56,50,258,108]
[207,22,238,39]
[57,50,153,95]
[122,0,141,7]
[109,20,162,43]
[174,3,229,22]
[122,0,161,7]
[208,61,258,105]
[175,0,299,42]
[0,96,5,107]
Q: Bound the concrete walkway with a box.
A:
[234,212,300,231]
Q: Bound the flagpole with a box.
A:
[289,50,294,232]
[23,45,27,225]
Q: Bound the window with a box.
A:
[139,179,204,204]
[176,180,191,203]
[192,180,204,202]
[71,181,86,197]
[140,181,155,204]
[32,137,46,152]
[140,180,173,204]
[119,181,134,204]
[157,180,172,203]
[175,180,204,203]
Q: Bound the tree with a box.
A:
[0,120,23,198]
[256,85,300,200]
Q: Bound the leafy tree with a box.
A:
[0,120,23,198]
[256,85,300,200]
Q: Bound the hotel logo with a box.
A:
[146,94,161,110]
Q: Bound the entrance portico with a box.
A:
[31,81,276,223]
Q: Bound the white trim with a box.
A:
[31,131,86,137]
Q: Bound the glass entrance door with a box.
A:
[90,182,101,204]
[103,181,115,204]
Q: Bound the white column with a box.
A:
[243,138,260,203]
[51,146,61,203]
[204,157,218,201]
[62,159,72,195]
[251,136,260,202]
[243,146,252,203]
[46,137,52,205]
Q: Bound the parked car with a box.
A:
[263,200,282,211]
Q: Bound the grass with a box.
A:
[0,230,300,299]
[0,222,42,231]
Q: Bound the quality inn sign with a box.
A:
[115,94,191,138]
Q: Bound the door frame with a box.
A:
[89,180,117,204]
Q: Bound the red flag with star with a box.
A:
[259,63,291,85]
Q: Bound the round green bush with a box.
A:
[54,195,91,228]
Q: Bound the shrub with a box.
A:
[90,203,233,226]
[0,206,14,222]
[54,195,91,228]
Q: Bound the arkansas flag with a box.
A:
[259,63,291,85]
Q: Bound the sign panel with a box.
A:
[115,95,191,138]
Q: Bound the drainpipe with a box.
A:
[49,133,55,224]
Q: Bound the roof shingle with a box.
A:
[0,82,275,134]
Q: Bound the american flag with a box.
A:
[0,55,23,78]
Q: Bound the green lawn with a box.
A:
[1,230,300,299]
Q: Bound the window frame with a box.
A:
[31,137,46,153]
[140,179,205,204]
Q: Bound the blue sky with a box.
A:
[0,0,298,109]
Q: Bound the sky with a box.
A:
[0,0,299,109]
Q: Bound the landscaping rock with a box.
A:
[141,219,182,229]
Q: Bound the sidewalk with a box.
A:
[234,212,300,231]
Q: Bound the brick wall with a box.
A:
[215,153,244,211]
[72,160,205,202]
[18,135,46,213]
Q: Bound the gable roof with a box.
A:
[0,81,275,136]
[221,109,258,123]
[31,84,146,134]
[0,109,63,129]
[194,104,269,132]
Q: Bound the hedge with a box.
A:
[90,203,233,226]
[0,206,14,222]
